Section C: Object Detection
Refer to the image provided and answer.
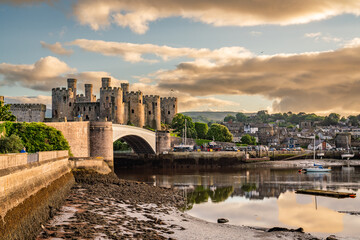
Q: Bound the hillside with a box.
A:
[181,111,255,123]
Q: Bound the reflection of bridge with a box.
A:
[45,121,170,167]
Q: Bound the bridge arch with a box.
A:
[112,124,156,154]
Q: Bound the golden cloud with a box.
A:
[72,0,360,33]
[41,41,73,56]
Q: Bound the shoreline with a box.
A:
[35,169,345,240]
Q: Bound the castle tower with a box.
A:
[124,91,145,127]
[102,77,111,88]
[160,97,178,124]
[121,83,129,100]
[52,87,75,121]
[143,95,161,130]
[67,78,77,97]
[84,84,97,102]
[99,78,124,124]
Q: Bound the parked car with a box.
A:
[224,146,238,151]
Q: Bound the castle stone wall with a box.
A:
[125,91,145,127]
[45,122,90,157]
[144,95,161,130]
[9,104,46,122]
[161,97,177,124]
[74,102,100,121]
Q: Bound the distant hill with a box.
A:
[181,111,255,123]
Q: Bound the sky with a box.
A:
[1,0,360,115]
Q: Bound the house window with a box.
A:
[149,111,151,115]
[131,109,134,113]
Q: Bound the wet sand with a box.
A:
[36,169,329,240]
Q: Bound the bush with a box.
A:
[206,124,233,142]
[195,122,208,139]
[1,122,70,153]
[0,135,24,153]
[113,139,132,151]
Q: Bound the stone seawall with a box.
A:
[114,152,270,169]
[0,151,73,240]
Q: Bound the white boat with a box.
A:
[341,153,354,159]
[302,135,331,173]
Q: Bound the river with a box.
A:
[115,166,360,239]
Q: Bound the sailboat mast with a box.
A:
[184,119,187,145]
[313,134,316,160]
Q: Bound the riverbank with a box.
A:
[37,170,332,240]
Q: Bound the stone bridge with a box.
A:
[45,121,170,167]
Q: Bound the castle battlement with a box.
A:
[160,97,177,101]
[100,87,122,92]
[144,95,160,101]
[9,103,46,111]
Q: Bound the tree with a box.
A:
[322,113,340,126]
[224,114,236,123]
[348,115,359,126]
[206,124,233,142]
[113,139,132,151]
[241,134,256,145]
[236,112,247,122]
[195,122,208,139]
[0,102,16,121]
[171,113,197,138]
[0,134,24,153]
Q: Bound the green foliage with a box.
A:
[0,102,16,121]
[348,115,358,126]
[113,139,132,151]
[195,139,211,146]
[206,123,233,142]
[1,122,70,153]
[236,112,248,122]
[224,114,236,122]
[0,135,24,153]
[322,113,340,126]
[171,113,197,139]
[241,183,257,192]
[241,134,256,145]
[127,121,135,126]
[195,122,208,139]
[144,125,155,131]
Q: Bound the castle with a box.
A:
[51,77,177,129]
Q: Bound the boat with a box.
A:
[296,189,356,198]
[301,135,331,173]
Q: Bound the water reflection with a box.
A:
[115,167,360,238]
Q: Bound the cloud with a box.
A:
[305,32,343,43]
[69,39,252,63]
[0,56,124,94]
[41,41,73,56]
[4,95,52,108]
[305,32,322,39]
[72,0,360,33]
[131,83,238,112]
[0,56,75,91]
[139,40,360,114]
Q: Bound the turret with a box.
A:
[67,78,77,97]
[124,91,145,127]
[102,77,111,88]
[160,97,178,124]
[100,85,124,124]
[121,83,129,100]
[143,95,161,130]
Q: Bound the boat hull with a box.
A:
[303,168,331,172]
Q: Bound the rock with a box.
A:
[267,227,304,233]
[326,235,338,240]
[217,218,229,223]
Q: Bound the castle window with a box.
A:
[155,103,157,106]
[95,106,97,110]
[168,111,170,114]
[131,109,134,114]
[63,96,66,102]
[86,115,89,120]
[89,106,91,111]
[139,100,141,103]
[106,96,109,100]
[83,107,86,111]
[54,110,57,116]
[78,107,80,111]
[69,102,72,107]
[173,104,175,108]
[115,106,117,110]
[149,111,151,115]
